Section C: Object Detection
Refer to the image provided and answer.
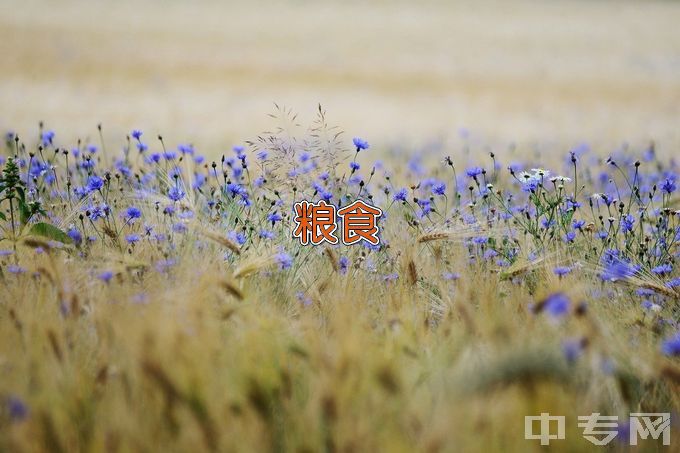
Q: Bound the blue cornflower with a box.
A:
[417,199,432,217]
[666,277,680,288]
[156,259,176,273]
[172,222,187,233]
[563,231,576,243]
[652,263,672,275]
[41,130,55,146]
[228,231,247,246]
[484,249,498,259]
[431,182,446,196]
[88,204,109,221]
[227,183,246,198]
[339,256,350,275]
[520,178,539,193]
[131,130,143,140]
[600,254,639,282]
[259,229,275,240]
[29,161,49,178]
[267,212,283,225]
[87,175,104,192]
[168,166,182,179]
[661,331,680,356]
[562,338,584,364]
[68,228,82,246]
[319,189,333,202]
[98,270,114,283]
[566,199,581,210]
[137,142,148,153]
[192,173,206,190]
[275,252,293,270]
[6,396,28,422]
[296,291,312,307]
[442,272,460,281]
[80,159,95,171]
[349,161,360,171]
[541,218,556,229]
[126,206,142,219]
[572,220,586,230]
[383,272,399,282]
[7,265,26,274]
[472,236,488,245]
[168,186,185,202]
[541,292,571,318]
[352,137,369,151]
[125,234,140,245]
[620,214,635,233]
[636,288,656,297]
[393,187,408,202]
[661,178,677,194]
[178,144,194,155]
[466,166,483,178]
[553,266,572,277]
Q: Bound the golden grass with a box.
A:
[1,202,678,451]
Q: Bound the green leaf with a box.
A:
[18,199,31,226]
[29,222,72,244]
[0,211,5,221]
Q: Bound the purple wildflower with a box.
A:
[339,256,350,275]
[661,178,676,194]
[168,186,185,202]
[352,137,369,151]
[87,175,104,192]
[466,166,483,178]
[126,206,142,219]
[661,331,680,356]
[98,270,114,283]
[275,252,293,270]
[432,182,446,196]
[553,266,572,277]
[125,234,140,245]
[562,338,585,364]
[542,292,571,318]
[393,188,408,202]
[267,212,283,225]
[6,396,28,422]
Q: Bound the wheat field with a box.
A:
[1,1,680,452]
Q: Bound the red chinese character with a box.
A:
[292,200,338,245]
[337,200,382,245]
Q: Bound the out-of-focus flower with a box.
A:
[661,331,680,356]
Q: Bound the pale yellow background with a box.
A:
[1,0,679,153]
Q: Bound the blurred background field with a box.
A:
[1,0,680,152]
